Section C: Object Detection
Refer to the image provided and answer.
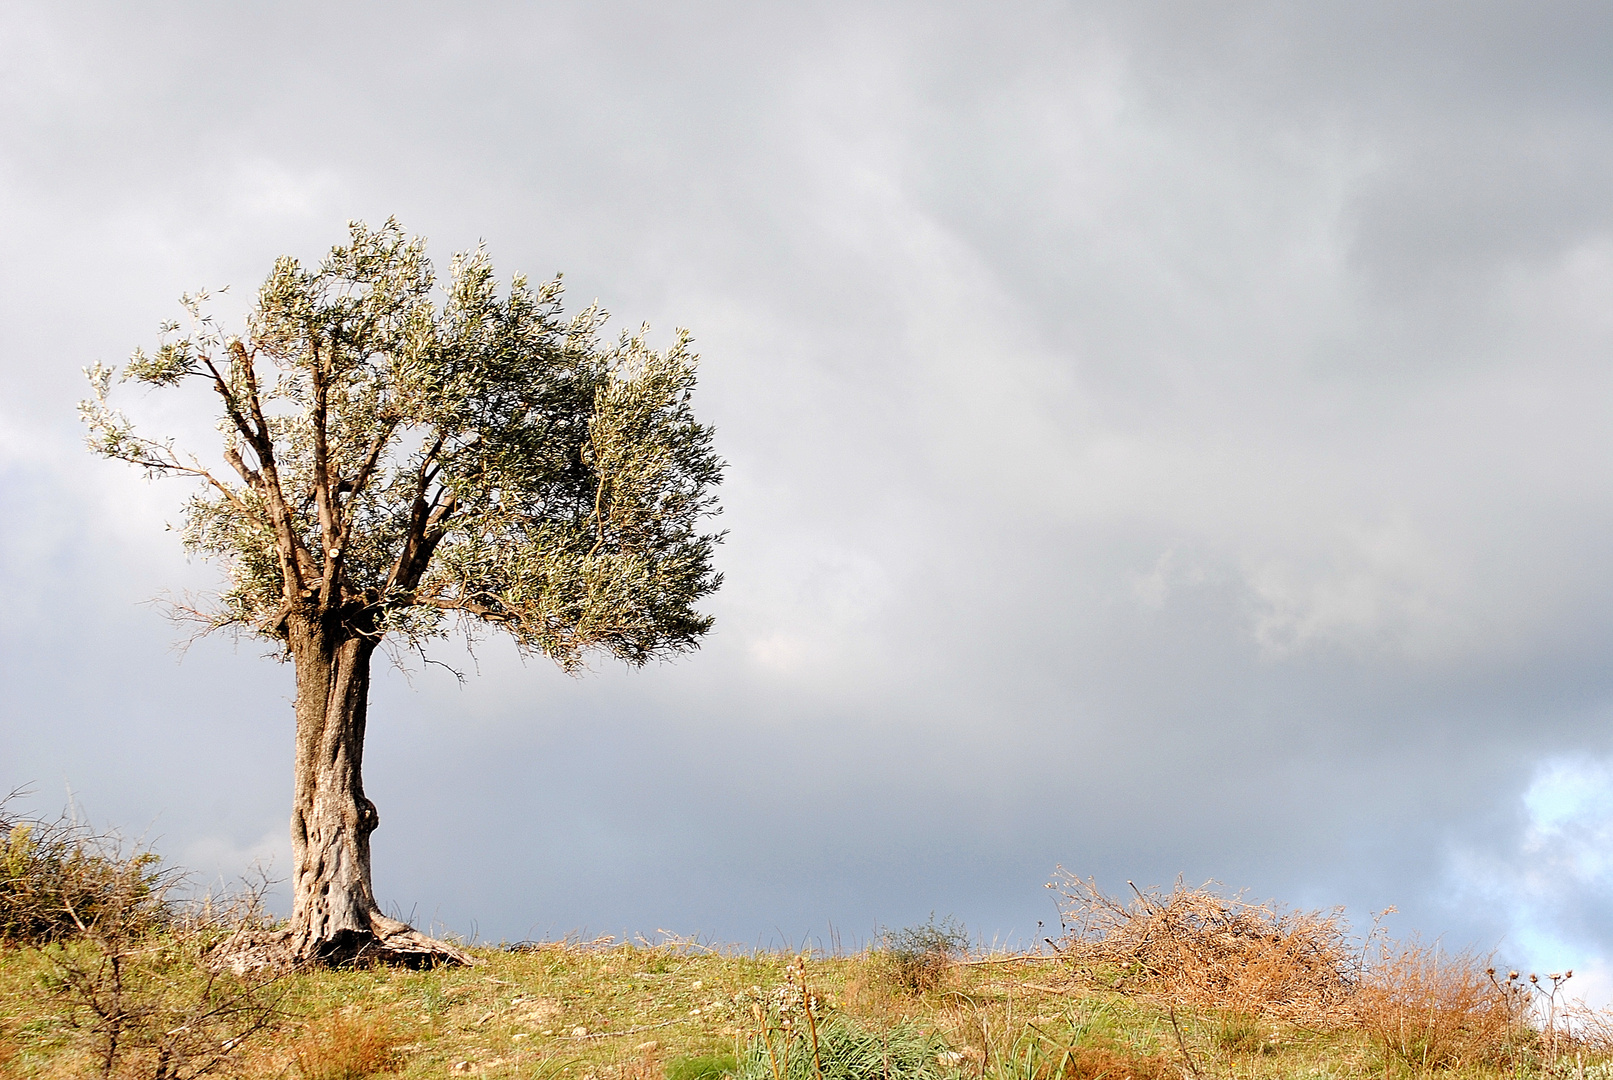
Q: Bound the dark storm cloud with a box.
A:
[3,0,1613,979]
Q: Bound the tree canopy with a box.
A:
[82,219,724,668]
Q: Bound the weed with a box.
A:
[1212,1011,1271,1054]
[0,795,173,947]
[976,1008,1172,1080]
[644,951,680,975]
[13,840,287,1079]
[1059,1046,1171,1080]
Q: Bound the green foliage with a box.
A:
[738,1019,955,1080]
[878,916,968,994]
[82,219,724,668]
[668,1051,739,1080]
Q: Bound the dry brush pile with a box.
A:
[1047,869,1594,1073]
[1050,870,1358,1021]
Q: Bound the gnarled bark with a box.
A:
[214,617,472,972]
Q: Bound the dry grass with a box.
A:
[291,1012,410,1079]
[1058,1047,1171,1080]
[1351,941,1531,1075]
[1050,870,1355,1021]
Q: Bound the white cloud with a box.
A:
[1446,756,1613,1006]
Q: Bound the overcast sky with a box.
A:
[4,0,1613,988]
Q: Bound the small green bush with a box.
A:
[877,915,968,994]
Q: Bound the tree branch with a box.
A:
[198,353,260,451]
[344,419,396,505]
[223,340,314,601]
[409,594,511,622]
[330,417,398,566]
[221,446,261,490]
[309,339,340,606]
[384,433,446,593]
[94,425,253,516]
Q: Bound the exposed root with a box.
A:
[209,913,475,974]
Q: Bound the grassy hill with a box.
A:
[0,935,1424,1078]
[1,807,1603,1078]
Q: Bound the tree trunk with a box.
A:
[214,616,472,971]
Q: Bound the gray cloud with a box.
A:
[3,0,1612,975]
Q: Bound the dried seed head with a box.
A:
[1531,973,1539,984]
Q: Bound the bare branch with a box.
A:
[384,433,446,592]
[330,416,397,563]
[309,338,340,605]
[225,341,315,600]
[197,352,260,450]
[95,427,252,516]
[222,446,261,489]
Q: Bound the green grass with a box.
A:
[667,1051,738,1080]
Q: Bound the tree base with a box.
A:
[210,914,476,974]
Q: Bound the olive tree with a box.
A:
[81,220,724,967]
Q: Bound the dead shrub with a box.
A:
[1352,940,1529,1074]
[1,796,173,946]
[292,1013,408,1080]
[1050,871,1353,1020]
